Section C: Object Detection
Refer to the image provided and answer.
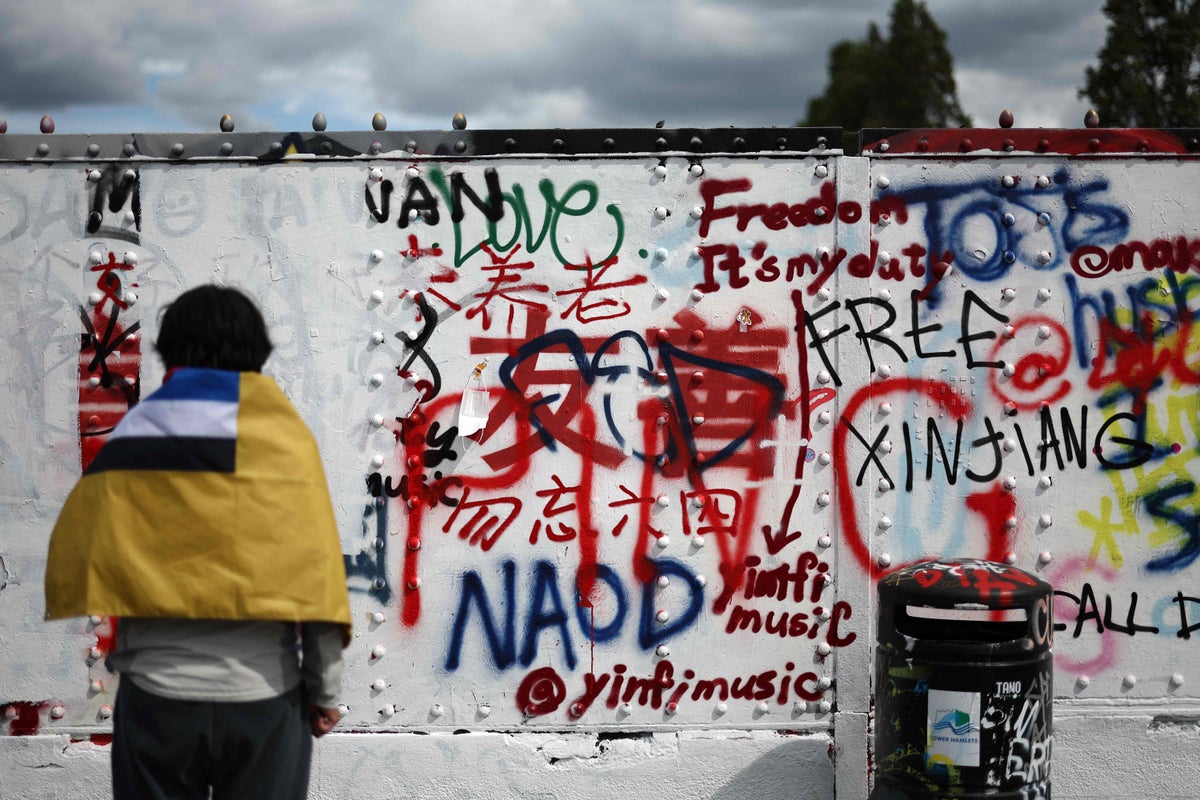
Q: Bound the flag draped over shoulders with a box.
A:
[46,368,351,641]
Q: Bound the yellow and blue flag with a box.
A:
[46,368,351,641]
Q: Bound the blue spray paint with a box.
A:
[443,558,703,672]
[344,503,392,605]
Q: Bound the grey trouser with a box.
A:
[112,678,312,799]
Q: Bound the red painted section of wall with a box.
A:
[862,128,1194,156]
[78,252,141,471]
[3,702,48,736]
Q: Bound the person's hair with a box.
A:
[155,285,273,372]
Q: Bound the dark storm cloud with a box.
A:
[701,0,895,10]
[0,0,1109,132]
[0,51,143,109]
[0,0,374,126]
[0,4,143,109]
[929,0,1105,125]
[937,1,1105,72]
[366,1,867,128]
[132,3,374,128]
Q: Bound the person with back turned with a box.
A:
[45,284,351,799]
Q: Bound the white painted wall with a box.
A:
[1,140,1198,798]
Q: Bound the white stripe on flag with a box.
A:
[108,399,238,441]
[79,402,140,413]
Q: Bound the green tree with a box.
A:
[801,0,971,130]
[1081,0,1200,127]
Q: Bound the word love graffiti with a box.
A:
[364,167,623,268]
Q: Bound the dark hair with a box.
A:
[155,285,273,372]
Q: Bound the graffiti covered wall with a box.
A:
[0,126,1197,799]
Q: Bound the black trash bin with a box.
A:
[872,559,1052,799]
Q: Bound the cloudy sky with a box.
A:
[0,0,1108,135]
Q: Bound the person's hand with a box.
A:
[309,705,340,738]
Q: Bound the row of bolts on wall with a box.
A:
[8,108,1103,136]
[15,681,1182,725]
[26,108,1181,162]
[873,110,1125,155]
[11,108,1135,162]
[6,111,470,136]
[40,610,1185,725]
[364,698,838,721]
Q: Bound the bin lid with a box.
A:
[877,560,1053,652]
[878,559,1051,610]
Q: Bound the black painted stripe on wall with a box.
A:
[85,436,237,475]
